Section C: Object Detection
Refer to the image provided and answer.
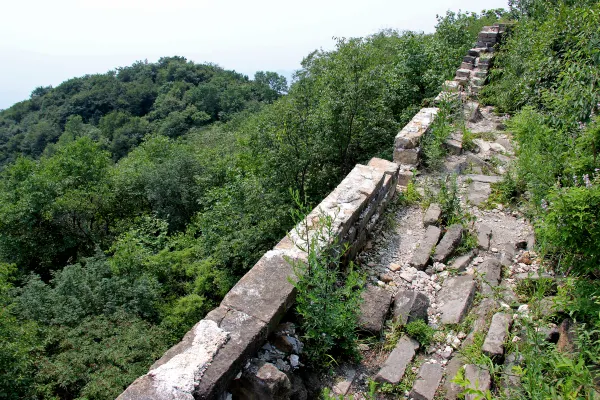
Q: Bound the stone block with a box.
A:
[432,224,463,263]
[332,366,356,396]
[460,62,474,70]
[394,108,438,161]
[410,363,443,400]
[482,312,513,360]
[393,148,419,165]
[467,181,491,206]
[464,174,502,183]
[374,336,419,384]
[463,365,491,400]
[464,101,483,123]
[468,48,481,57]
[444,138,463,155]
[456,68,471,78]
[367,157,400,181]
[358,285,393,334]
[221,252,297,332]
[444,356,466,400]
[423,203,442,227]
[398,170,414,186]
[475,258,502,295]
[410,225,442,270]
[442,80,460,92]
[463,55,476,64]
[230,360,292,400]
[477,224,493,250]
[438,276,476,324]
[392,290,430,325]
[450,250,476,272]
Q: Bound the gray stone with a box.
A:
[432,224,463,263]
[557,318,577,353]
[410,225,442,270]
[501,353,522,397]
[464,101,483,123]
[221,252,297,332]
[232,361,292,400]
[468,181,492,206]
[374,336,419,384]
[477,224,493,250]
[464,365,492,400]
[466,154,492,168]
[482,312,513,359]
[332,366,356,396]
[463,298,498,347]
[444,356,466,400]
[464,174,502,183]
[393,148,420,165]
[438,276,477,324]
[450,250,476,272]
[398,170,414,186]
[392,290,430,325]
[444,138,463,155]
[410,363,443,400]
[456,68,471,78]
[475,258,502,295]
[423,203,442,227]
[358,285,393,334]
[498,243,516,267]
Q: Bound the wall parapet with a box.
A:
[119,23,507,400]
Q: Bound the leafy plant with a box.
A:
[288,194,364,366]
[405,320,435,347]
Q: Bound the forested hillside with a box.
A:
[0,10,502,399]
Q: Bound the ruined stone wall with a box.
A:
[119,23,506,400]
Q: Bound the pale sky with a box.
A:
[0,0,508,110]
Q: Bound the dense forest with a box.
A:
[0,10,503,399]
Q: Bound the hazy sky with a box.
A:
[0,0,508,109]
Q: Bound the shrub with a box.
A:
[287,197,364,366]
[404,320,435,347]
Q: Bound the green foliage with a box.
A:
[0,263,40,399]
[288,198,364,366]
[34,311,170,400]
[536,173,600,274]
[405,320,436,347]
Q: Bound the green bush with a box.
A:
[288,200,364,366]
[404,320,435,347]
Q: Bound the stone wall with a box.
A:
[119,23,506,400]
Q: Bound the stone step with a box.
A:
[464,364,492,400]
[358,285,393,334]
[456,69,472,78]
[432,224,463,263]
[482,312,513,360]
[409,363,443,400]
[374,336,419,384]
[410,225,442,270]
[438,275,477,324]
[392,290,430,324]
